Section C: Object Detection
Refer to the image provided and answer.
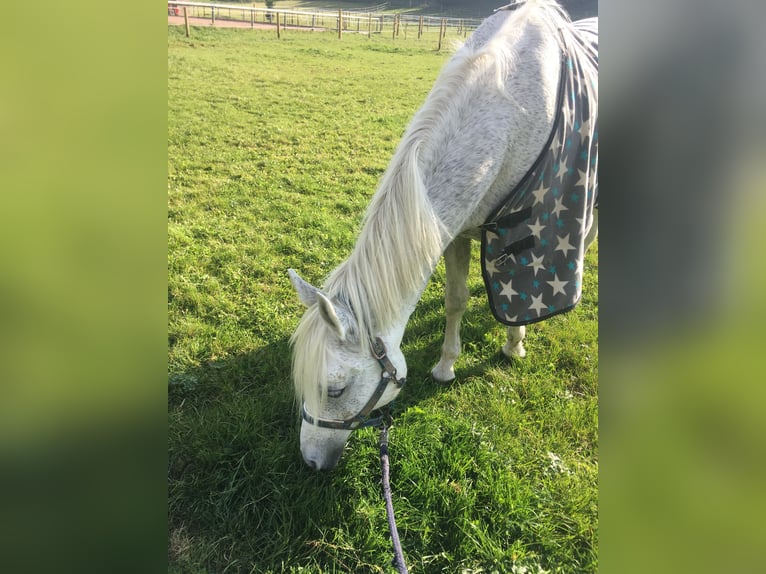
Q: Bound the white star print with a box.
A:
[484,255,502,277]
[499,279,517,301]
[548,131,561,153]
[578,116,592,140]
[527,218,545,237]
[555,233,575,256]
[532,181,548,206]
[529,293,546,316]
[576,168,589,189]
[547,274,568,296]
[528,252,546,277]
[556,159,569,181]
[552,196,568,218]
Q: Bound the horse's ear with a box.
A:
[288,269,353,342]
[316,292,347,342]
[288,269,322,307]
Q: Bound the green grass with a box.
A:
[168,25,597,573]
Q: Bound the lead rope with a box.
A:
[379,418,408,574]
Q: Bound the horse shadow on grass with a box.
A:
[167,284,522,572]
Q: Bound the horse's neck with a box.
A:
[378,288,424,349]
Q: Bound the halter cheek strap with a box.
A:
[301,337,406,430]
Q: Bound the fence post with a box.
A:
[437,18,445,51]
[211,6,215,25]
[338,9,342,39]
[251,4,255,28]
[368,13,372,38]
[418,15,423,39]
[276,11,280,38]
[183,6,190,37]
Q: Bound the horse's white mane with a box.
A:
[291,0,595,412]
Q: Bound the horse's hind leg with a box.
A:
[431,236,471,382]
[584,207,598,250]
[502,325,526,358]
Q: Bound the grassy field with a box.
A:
[168,24,598,574]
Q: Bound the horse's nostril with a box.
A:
[306,458,318,470]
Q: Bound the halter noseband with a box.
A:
[301,337,406,431]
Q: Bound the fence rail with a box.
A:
[168,2,482,41]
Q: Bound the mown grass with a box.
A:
[168,24,597,573]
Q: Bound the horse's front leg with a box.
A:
[431,236,471,382]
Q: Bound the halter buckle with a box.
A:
[370,336,388,360]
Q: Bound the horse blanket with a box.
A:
[480,16,598,326]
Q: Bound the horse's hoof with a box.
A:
[431,364,455,383]
[502,343,526,359]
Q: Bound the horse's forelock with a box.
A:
[290,305,328,415]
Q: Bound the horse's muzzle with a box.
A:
[302,444,344,471]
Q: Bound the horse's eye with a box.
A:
[326,387,345,398]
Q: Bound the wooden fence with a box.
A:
[167,2,481,44]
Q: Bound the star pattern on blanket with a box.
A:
[481,27,598,326]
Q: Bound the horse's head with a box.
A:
[288,269,407,470]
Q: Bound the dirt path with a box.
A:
[168,14,326,32]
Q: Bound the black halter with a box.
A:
[301,337,406,431]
